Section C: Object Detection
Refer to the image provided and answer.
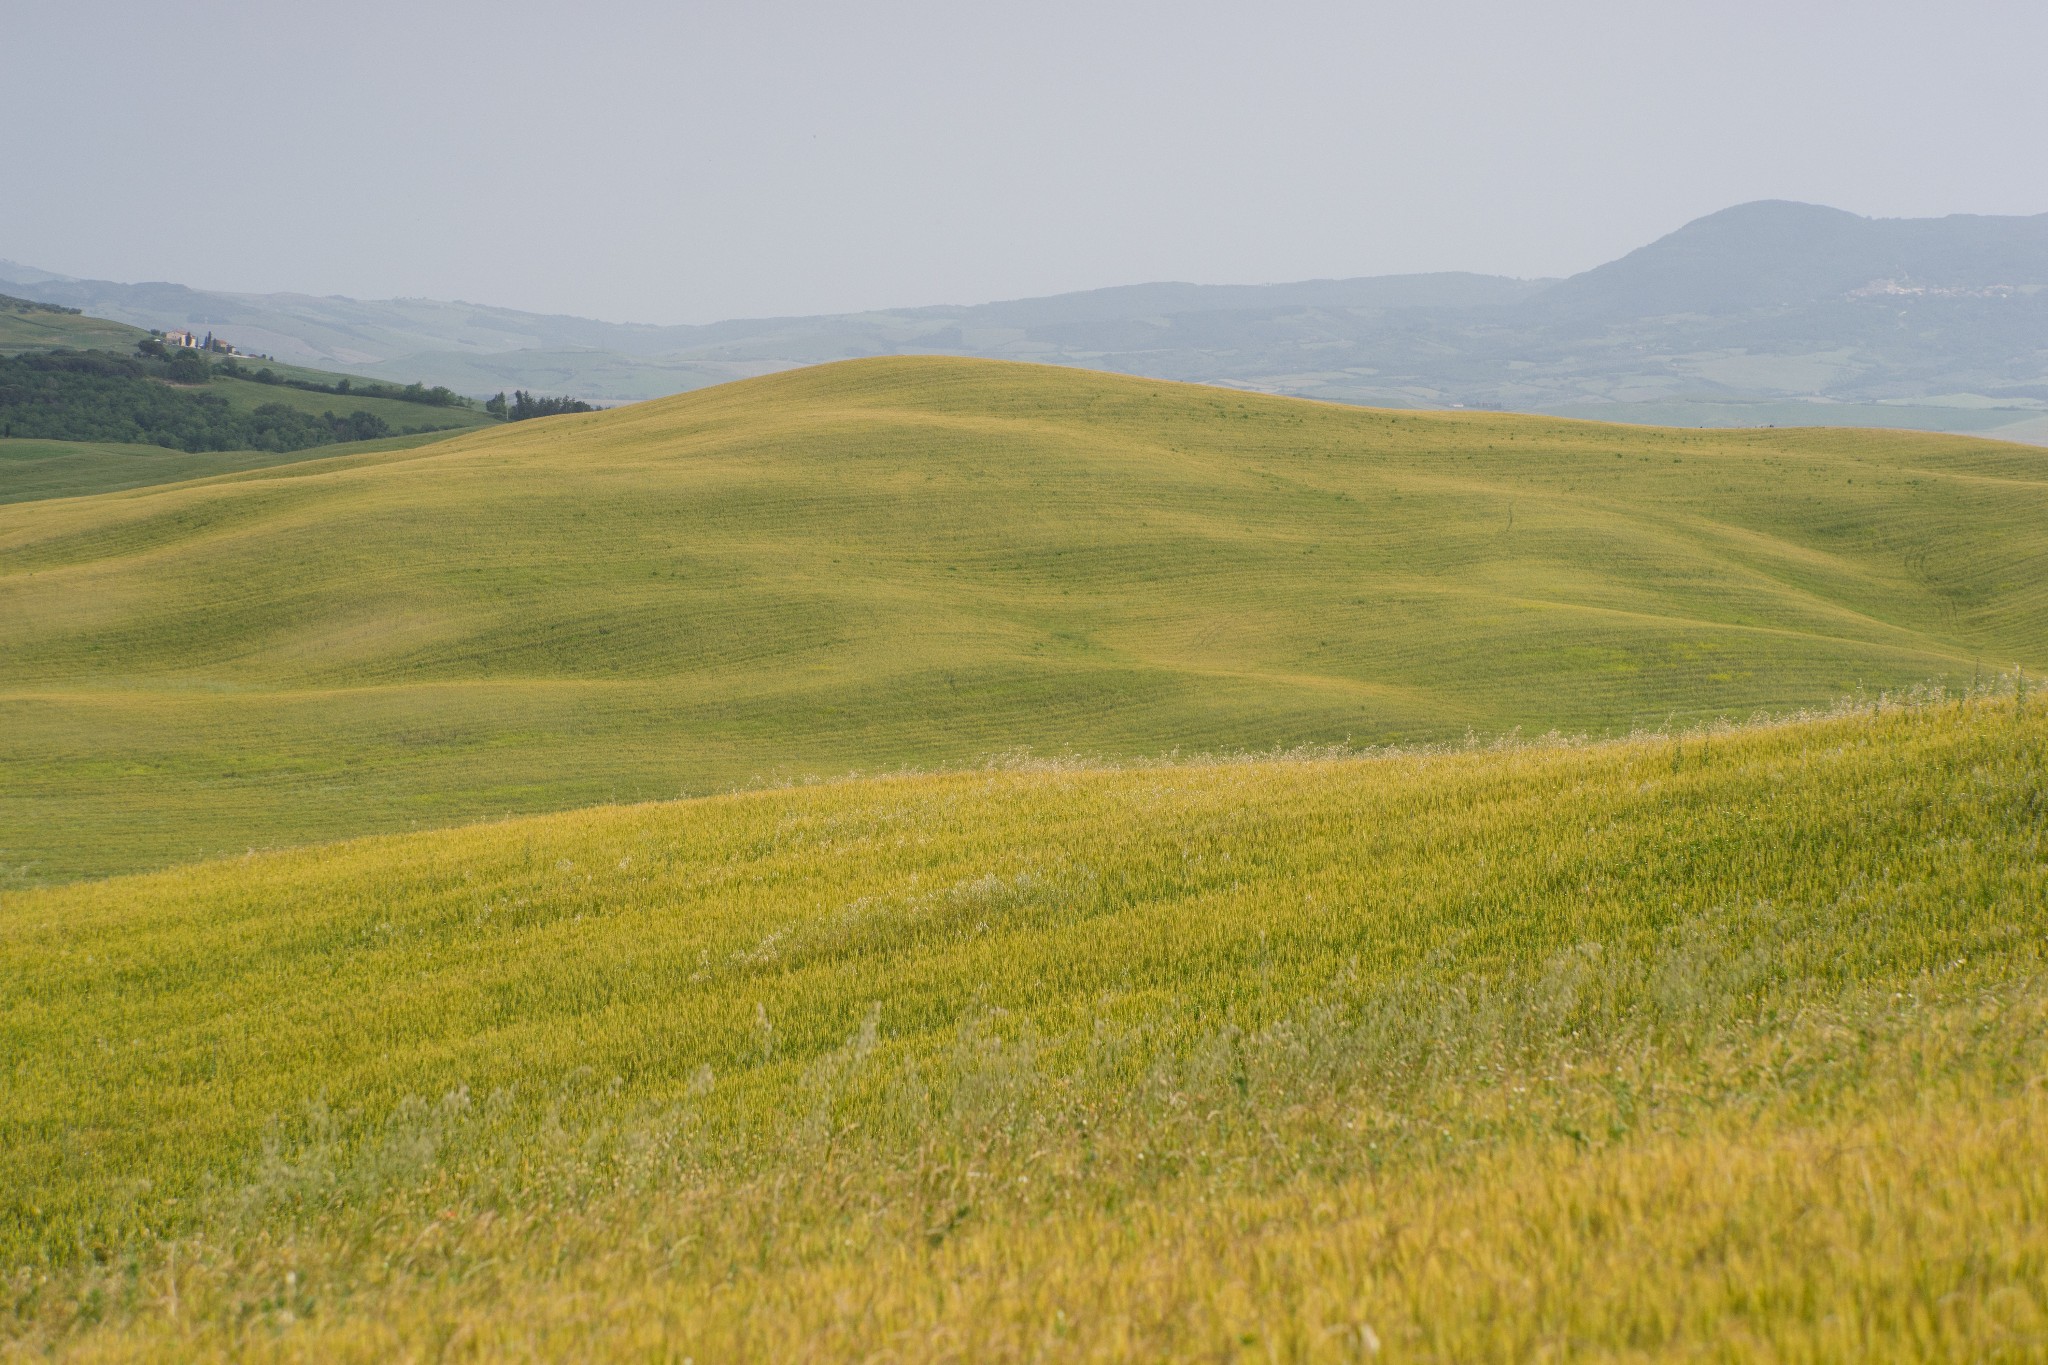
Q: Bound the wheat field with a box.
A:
[4,692,2043,1360]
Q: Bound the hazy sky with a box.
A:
[7,0,2046,323]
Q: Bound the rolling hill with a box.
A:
[3,356,2045,885]
[4,695,2043,1358]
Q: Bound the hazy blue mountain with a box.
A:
[5,201,2045,442]
[0,264,1544,369]
[1535,199,2048,318]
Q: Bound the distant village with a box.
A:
[156,328,265,359]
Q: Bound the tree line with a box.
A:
[485,390,598,421]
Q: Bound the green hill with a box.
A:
[2,356,2046,883]
[0,349,496,468]
[4,697,2043,1358]
[1,297,499,503]
[0,327,489,511]
[0,293,149,356]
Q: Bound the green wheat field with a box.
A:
[3,359,2047,1360]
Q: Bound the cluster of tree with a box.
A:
[155,346,214,384]
[1,292,82,315]
[484,390,597,421]
[0,350,395,453]
[134,337,219,377]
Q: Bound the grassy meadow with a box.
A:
[4,357,2046,884]
[1,693,2043,1359]
[0,431,479,506]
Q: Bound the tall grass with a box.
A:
[4,692,2043,1359]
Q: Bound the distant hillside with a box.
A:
[5,202,2047,441]
[4,356,2044,883]
[0,342,495,472]
[0,291,150,355]
[0,303,503,500]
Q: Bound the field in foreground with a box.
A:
[5,356,2047,884]
[3,694,2043,1360]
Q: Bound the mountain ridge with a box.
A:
[0,260,1550,362]
[5,201,2047,440]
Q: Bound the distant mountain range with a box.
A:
[6,200,2047,442]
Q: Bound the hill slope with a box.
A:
[3,356,2046,883]
[4,698,2044,1357]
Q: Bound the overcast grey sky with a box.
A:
[6,0,2045,324]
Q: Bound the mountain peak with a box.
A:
[1690,199,1865,226]
[1539,201,2048,319]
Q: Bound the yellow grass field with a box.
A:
[3,694,2044,1360]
